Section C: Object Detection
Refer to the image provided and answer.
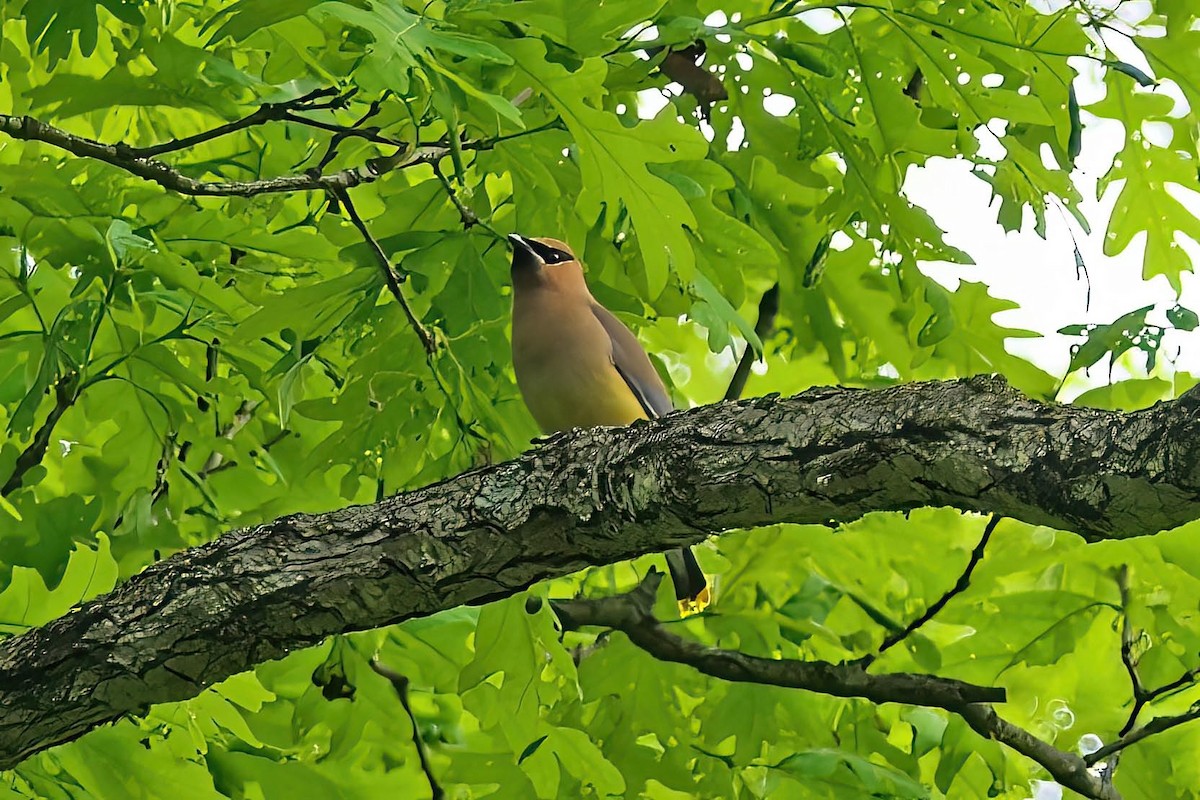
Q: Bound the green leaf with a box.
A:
[511,39,706,295]
[0,494,22,521]
[1072,378,1173,411]
[106,219,155,264]
[1067,83,1082,163]
[312,1,513,69]
[766,39,836,77]
[235,271,374,343]
[774,749,928,798]
[1167,304,1199,331]
[0,535,118,636]
[1092,86,1200,288]
[1059,305,1159,376]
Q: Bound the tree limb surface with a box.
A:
[0,376,1197,769]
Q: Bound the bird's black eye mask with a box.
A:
[529,240,572,264]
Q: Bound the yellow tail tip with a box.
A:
[677,582,713,618]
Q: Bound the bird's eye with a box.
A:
[530,240,572,264]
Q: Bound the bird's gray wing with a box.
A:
[589,302,674,418]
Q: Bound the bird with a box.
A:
[507,232,711,616]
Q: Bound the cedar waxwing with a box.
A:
[508,233,711,615]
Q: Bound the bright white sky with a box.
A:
[635,2,1200,396]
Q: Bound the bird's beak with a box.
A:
[509,233,543,270]
[508,233,537,257]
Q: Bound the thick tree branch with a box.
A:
[551,571,1117,800]
[0,376,1198,768]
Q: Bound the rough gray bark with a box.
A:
[0,376,1197,768]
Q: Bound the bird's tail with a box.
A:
[665,547,711,617]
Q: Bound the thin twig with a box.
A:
[334,188,437,354]
[873,514,1000,659]
[431,162,479,228]
[1141,664,1200,705]
[1108,568,1200,753]
[127,87,348,158]
[261,428,292,452]
[200,400,260,478]
[1116,565,1146,735]
[1,372,79,496]
[455,117,567,150]
[277,111,403,148]
[1085,704,1200,767]
[315,92,394,172]
[724,283,780,402]
[370,660,444,800]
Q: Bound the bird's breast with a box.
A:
[511,301,647,433]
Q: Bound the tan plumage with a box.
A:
[508,233,710,614]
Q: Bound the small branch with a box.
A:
[550,571,1119,799]
[960,704,1119,800]
[1116,565,1146,735]
[128,87,356,158]
[0,113,447,198]
[370,660,444,800]
[1141,663,1200,705]
[1,106,565,200]
[432,162,479,229]
[873,514,1000,659]
[274,111,402,148]
[1085,704,1200,767]
[333,188,437,354]
[315,92,393,172]
[550,571,1004,708]
[199,400,260,477]
[1,372,79,497]
[724,284,780,402]
[453,117,567,151]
